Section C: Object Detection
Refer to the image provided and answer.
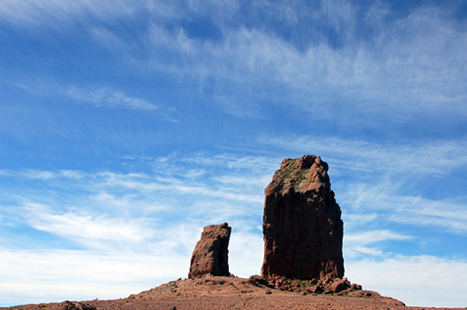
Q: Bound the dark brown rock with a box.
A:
[63,301,96,310]
[329,277,351,293]
[188,223,231,279]
[249,274,268,286]
[261,155,344,281]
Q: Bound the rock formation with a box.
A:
[188,222,231,279]
[261,155,344,280]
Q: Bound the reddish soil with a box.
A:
[2,276,464,310]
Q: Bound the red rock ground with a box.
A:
[3,276,464,310]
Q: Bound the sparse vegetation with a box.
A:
[282,161,297,180]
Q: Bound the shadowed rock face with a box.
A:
[261,155,344,280]
[188,223,231,279]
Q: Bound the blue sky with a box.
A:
[0,0,466,307]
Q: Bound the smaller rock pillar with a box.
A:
[188,222,231,278]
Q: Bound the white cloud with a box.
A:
[344,230,412,258]
[0,169,85,180]
[345,246,383,257]
[343,213,378,227]
[341,181,467,234]
[229,230,263,277]
[345,230,412,245]
[22,169,85,180]
[213,175,270,187]
[261,135,467,176]
[0,247,187,306]
[12,82,160,112]
[3,2,465,121]
[180,153,280,176]
[346,255,467,307]
[92,191,169,213]
[23,203,155,249]
[0,0,140,27]
[63,86,159,111]
[119,2,465,121]
[98,171,264,204]
[1,151,271,255]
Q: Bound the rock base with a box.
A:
[249,275,363,296]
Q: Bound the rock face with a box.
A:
[261,155,344,280]
[188,223,231,279]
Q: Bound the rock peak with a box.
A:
[262,155,344,280]
[266,155,330,196]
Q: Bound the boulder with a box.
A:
[188,223,231,278]
[261,155,344,280]
[329,277,351,293]
[63,301,96,310]
[249,274,268,286]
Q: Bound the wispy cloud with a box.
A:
[345,230,412,245]
[260,135,467,176]
[340,180,467,234]
[113,2,466,121]
[0,151,272,252]
[13,82,160,112]
[344,230,412,258]
[99,171,263,204]
[0,247,187,305]
[345,246,383,257]
[62,86,159,111]
[0,169,85,180]
[0,0,141,28]
[3,2,465,122]
[23,202,155,250]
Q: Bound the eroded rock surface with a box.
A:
[261,155,344,280]
[188,222,231,278]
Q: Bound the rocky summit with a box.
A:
[261,155,344,280]
[188,222,231,279]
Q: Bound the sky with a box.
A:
[0,0,466,307]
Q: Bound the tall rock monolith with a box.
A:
[188,222,231,279]
[261,155,344,280]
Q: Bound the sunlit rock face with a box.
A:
[189,222,231,279]
[261,155,344,280]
